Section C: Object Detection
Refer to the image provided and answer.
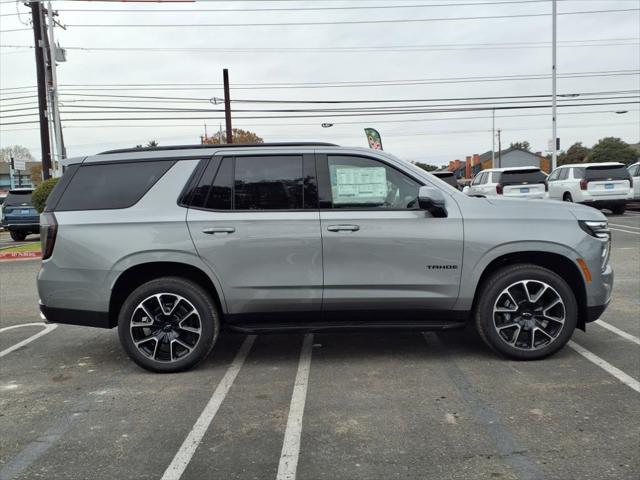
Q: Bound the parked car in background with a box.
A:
[431,171,461,190]
[38,143,613,372]
[627,161,640,201]
[1,188,39,241]
[547,162,632,214]
[465,167,547,199]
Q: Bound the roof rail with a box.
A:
[98,142,339,155]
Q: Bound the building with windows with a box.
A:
[444,148,550,180]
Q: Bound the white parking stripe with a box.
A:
[160,335,256,480]
[0,323,58,358]
[609,223,640,230]
[568,341,640,393]
[276,334,314,480]
[594,320,640,346]
[610,227,640,235]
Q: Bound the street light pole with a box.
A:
[551,0,558,170]
[491,109,495,165]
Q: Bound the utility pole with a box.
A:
[491,109,495,165]
[223,68,233,144]
[551,0,558,170]
[497,129,502,168]
[30,1,52,180]
[46,1,65,174]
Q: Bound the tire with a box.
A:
[10,231,27,242]
[475,264,577,360]
[117,277,220,373]
[563,193,573,202]
[611,204,626,215]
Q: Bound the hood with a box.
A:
[481,196,607,222]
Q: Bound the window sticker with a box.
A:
[332,166,388,204]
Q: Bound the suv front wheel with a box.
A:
[475,264,577,360]
[118,277,220,373]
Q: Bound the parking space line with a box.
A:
[568,341,640,393]
[610,227,640,235]
[426,333,544,480]
[594,320,640,346]
[160,335,256,480]
[276,334,314,480]
[0,323,58,358]
[0,404,89,480]
[609,223,640,230]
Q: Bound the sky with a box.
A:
[1,0,639,167]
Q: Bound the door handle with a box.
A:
[327,224,360,232]
[202,227,235,234]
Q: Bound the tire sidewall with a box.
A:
[117,277,219,373]
[476,265,577,360]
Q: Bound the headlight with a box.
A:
[578,220,610,271]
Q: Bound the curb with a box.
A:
[0,251,42,262]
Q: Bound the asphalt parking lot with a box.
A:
[0,212,638,480]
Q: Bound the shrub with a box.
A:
[32,177,59,213]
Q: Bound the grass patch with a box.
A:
[1,242,41,254]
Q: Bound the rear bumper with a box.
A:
[2,222,39,231]
[39,303,114,329]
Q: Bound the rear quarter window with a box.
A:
[54,160,175,211]
[585,165,631,181]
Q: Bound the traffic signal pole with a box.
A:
[30,1,52,180]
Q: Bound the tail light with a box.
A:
[580,179,588,190]
[496,184,503,194]
[40,212,58,260]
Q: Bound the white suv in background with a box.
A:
[547,162,633,214]
[465,166,547,199]
[627,161,640,200]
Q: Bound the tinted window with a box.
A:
[327,155,420,209]
[56,161,174,211]
[206,157,233,210]
[548,169,560,181]
[572,167,585,179]
[4,190,33,206]
[189,158,220,208]
[234,156,303,210]
[558,168,569,180]
[498,169,546,185]
[585,165,631,181]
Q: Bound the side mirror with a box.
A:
[418,186,447,217]
[462,186,470,195]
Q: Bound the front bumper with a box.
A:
[39,302,114,329]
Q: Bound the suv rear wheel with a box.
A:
[117,277,219,373]
[10,231,27,242]
[475,264,577,360]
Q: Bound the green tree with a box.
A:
[558,142,590,165]
[413,162,439,172]
[32,177,59,213]
[589,137,637,165]
[201,128,264,145]
[509,141,531,151]
[147,140,159,147]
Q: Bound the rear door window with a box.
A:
[4,190,33,206]
[585,165,631,181]
[55,160,174,211]
[499,169,546,185]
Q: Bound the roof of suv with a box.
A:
[98,142,338,155]
[558,162,625,168]
[481,166,542,173]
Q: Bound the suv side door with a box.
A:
[186,152,322,322]
[547,168,561,198]
[316,152,464,319]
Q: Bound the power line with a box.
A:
[62,8,640,29]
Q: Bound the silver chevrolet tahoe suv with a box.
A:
[38,143,613,372]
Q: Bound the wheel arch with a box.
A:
[109,261,226,328]
[471,251,588,331]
